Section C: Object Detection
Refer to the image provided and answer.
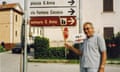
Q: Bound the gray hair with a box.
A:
[83,22,94,28]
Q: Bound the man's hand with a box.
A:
[98,65,105,72]
[98,67,104,72]
[64,43,72,49]
[64,43,82,56]
[99,51,106,72]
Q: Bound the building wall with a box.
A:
[0,9,22,44]
[44,26,79,41]
[13,11,22,44]
[82,0,120,36]
[0,10,10,43]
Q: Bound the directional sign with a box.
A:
[68,0,75,6]
[28,0,77,16]
[30,16,76,26]
[68,8,75,15]
[29,0,76,7]
[29,8,76,16]
[28,0,79,26]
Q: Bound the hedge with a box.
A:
[34,36,49,59]
[46,47,65,59]
[34,47,65,59]
[34,36,80,59]
[105,32,120,58]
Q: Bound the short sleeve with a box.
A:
[97,35,106,52]
[80,43,84,52]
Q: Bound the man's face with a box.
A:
[83,24,94,38]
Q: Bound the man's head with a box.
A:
[83,22,94,38]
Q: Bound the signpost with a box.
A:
[28,0,80,59]
[23,0,28,72]
[63,27,69,58]
[22,0,80,72]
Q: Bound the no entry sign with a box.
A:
[63,27,69,40]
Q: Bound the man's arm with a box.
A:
[97,35,107,72]
[65,43,82,56]
[99,51,107,72]
[100,51,107,67]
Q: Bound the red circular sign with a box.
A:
[63,27,69,39]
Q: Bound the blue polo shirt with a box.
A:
[80,34,106,68]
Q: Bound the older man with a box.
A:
[65,22,107,72]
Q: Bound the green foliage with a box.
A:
[0,45,5,52]
[34,36,49,48]
[34,36,49,59]
[35,46,65,59]
[105,32,120,58]
[46,47,65,59]
[34,36,65,59]
[114,32,120,45]
[115,32,120,37]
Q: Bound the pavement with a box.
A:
[0,51,120,72]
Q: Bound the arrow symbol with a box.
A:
[68,0,75,6]
[68,8,75,15]
[68,17,75,25]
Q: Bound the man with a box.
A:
[65,22,107,72]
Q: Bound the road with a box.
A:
[0,51,21,72]
[28,63,120,72]
[0,52,120,72]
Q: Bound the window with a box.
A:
[33,27,35,34]
[103,0,113,12]
[15,31,18,37]
[104,27,114,39]
[16,15,17,22]
[40,30,41,35]
[37,27,39,34]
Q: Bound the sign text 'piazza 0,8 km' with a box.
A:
[28,0,79,26]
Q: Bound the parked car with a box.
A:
[12,47,22,54]
[12,43,22,54]
[12,46,31,54]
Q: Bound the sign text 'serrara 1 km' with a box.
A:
[28,0,79,26]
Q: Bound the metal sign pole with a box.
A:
[23,0,28,72]
[79,0,82,33]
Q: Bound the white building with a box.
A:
[81,0,120,38]
[28,0,120,47]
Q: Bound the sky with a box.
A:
[0,0,24,9]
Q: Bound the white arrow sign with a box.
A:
[28,0,76,7]
[29,8,76,16]
[28,0,79,16]
[68,17,75,25]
